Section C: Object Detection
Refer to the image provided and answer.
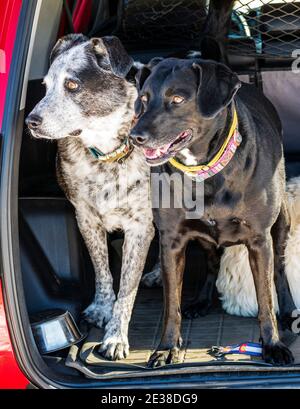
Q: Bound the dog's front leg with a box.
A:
[99,222,155,361]
[75,208,115,328]
[147,232,187,368]
[247,233,294,365]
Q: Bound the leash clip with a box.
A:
[209,346,227,359]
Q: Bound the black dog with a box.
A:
[130,57,296,367]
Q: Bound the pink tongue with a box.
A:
[142,130,190,159]
[143,148,158,159]
[143,144,170,159]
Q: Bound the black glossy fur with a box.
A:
[131,57,296,367]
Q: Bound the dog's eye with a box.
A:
[65,79,79,91]
[172,96,185,104]
[141,95,148,103]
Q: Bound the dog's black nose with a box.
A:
[25,114,43,129]
[130,129,150,146]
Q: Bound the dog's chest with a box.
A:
[196,213,250,246]
[191,183,257,246]
[196,195,268,246]
[60,150,152,231]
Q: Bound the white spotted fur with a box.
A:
[28,36,157,361]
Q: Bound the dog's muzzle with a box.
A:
[26,114,43,130]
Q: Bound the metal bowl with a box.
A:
[31,309,85,354]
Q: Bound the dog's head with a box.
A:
[26,34,134,148]
[130,58,241,166]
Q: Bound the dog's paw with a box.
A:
[182,300,210,319]
[82,301,114,328]
[140,265,162,288]
[147,348,181,368]
[263,341,294,366]
[99,333,129,361]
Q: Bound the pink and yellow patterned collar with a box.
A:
[169,108,242,181]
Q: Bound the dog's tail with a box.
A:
[201,0,236,63]
[205,0,235,41]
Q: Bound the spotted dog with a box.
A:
[26,34,154,361]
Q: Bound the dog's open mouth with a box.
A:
[142,129,193,165]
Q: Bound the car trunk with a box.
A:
[5,0,300,387]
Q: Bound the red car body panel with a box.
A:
[0,0,22,129]
[0,0,30,389]
[0,281,29,389]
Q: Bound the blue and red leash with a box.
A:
[209,342,262,359]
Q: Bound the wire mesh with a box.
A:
[117,1,300,57]
[230,1,300,57]
[119,0,208,49]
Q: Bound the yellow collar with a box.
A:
[88,138,133,164]
[169,108,241,180]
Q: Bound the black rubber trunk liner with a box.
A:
[64,288,300,379]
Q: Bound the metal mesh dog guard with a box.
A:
[117,1,300,59]
[117,0,208,49]
[86,1,300,61]
[230,1,300,58]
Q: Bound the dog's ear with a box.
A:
[134,66,151,117]
[193,62,241,119]
[50,34,88,65]
[134,57,163,116]
[135,66,151,91]
[148,57,164,69]
[91,36,133,78]
[135,57,163,90]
